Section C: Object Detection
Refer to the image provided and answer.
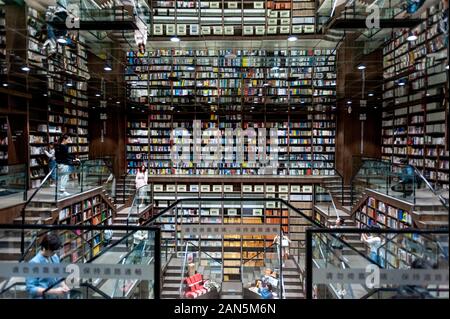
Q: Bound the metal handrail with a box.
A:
[412,166,448,208]
[19,168,55,255]
[179,242,190,298]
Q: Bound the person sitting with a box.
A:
[258,283,274,299]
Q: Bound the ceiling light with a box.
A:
[407,32,417,41]
[66,82,73,87]
[170,36,180,42]
[131,106,135,109]
[2,83,8,87]
[398,81,405,86]
[287,35,298,42]
[104,64,112,71]
[301,100,305,104]
[368,92,374,97]
[187,66,195,71]
[347,100,352,104]
[21,65,30,72]
[95,93,101,97]
[292,106,295,110]
[357,64,366,70]
[116,101,120,104]
[251,106,255,109]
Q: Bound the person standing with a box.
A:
[273,230,291,267]
[361,226,385,267]
[135,164,148,206]
[55,134,80,196]
[26,233,70,299]
[43,142,56,186]
[391,158,415,197]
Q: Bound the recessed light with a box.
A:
[292,107,296,110]
[287,35,298,42]
[104,64,112,71]
[21,66,30,72]
[368,92,374,97]
[347,101,352,104]
[131,106,135,109]
[170,36,180,42]
[95,93,101,97]
[398,82,405,86]
[301,100,305,104]
[2,83,7,87]
[116,101,120,104]
[357,64,366,70]
[66,82,73,87]
[43,93,47,97]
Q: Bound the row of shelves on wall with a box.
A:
[381,1,449,189]
[149,0,317,37]
[126,114,336,176]
[125,48,336,109]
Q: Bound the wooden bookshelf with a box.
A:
[355,196,413,229]
[381,2,449,189]
[58,194,113,263]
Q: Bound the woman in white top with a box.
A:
[361,226,385,267]
[273,230,291,266]
[135,164,148,205]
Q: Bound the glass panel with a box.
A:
[0,164,27,209]
[0,225,158,299]
[310,230,449,299]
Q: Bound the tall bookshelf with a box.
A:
[125,47,336,176]
[27,6,90,187]
[149,0,317,38]
[382,2,449,189]
[58,193,114,263]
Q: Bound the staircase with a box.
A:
[411,191,449,229]
[161,257,182,299]
[322,179,353,212]
[0,202,58,262]
[115,174,136,205]
[282,258,304,299]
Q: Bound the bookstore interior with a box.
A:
[0,0,448,301]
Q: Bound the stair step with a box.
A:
[284,292,304,298]
[163,283,181,289]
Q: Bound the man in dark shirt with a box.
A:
[391,158,415,197]
[55,134,79,196]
